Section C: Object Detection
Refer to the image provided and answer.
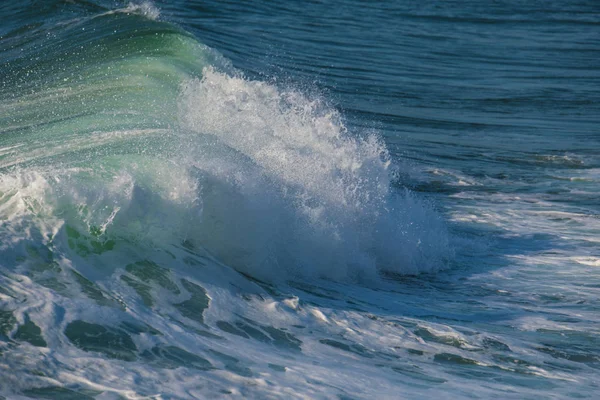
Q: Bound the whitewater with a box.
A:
[1,1,599,399]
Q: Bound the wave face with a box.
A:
[2,1,600,399]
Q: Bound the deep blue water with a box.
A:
[0,1,599,398]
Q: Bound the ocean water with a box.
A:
[0,0,599,398]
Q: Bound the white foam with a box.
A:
[177,67,451,281]
[573,257,600,267]
[120,2,161,20]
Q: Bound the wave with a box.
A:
[0,3,452,284]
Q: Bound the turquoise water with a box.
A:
[0,1,599,398]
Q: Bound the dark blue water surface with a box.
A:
[165,1,600,147]
[1,1,599,398]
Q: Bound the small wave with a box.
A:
[534,154,585,167]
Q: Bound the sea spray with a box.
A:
[177,67,452,280]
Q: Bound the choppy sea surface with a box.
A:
[1,1,599,398]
